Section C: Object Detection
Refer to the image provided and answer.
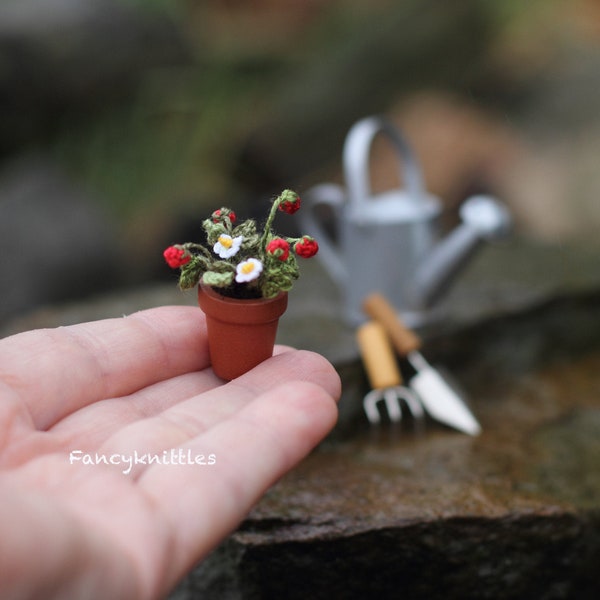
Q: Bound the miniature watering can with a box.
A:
[299,116,511,325]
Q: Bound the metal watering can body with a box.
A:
[300,116,511,325]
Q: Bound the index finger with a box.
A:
[0,306,209,430]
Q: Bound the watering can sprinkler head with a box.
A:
[459,194,512,239]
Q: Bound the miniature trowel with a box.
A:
[363,293,481,436]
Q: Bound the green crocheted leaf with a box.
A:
[202,218,226,246]
[240,233,261,253]
[202,271,235,288]
[234,219,257,239]
[210,260,236,274]
[260,256,299,297]
[178,256,206,290]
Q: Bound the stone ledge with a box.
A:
[178,513,597,600]
[172,239,600,599]
[2,239,599,599]
[172,313,600,599]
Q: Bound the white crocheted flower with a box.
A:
[213,234,243,258]
[235,258,263,283]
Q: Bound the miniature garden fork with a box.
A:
[357,320,424,424]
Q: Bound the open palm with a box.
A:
[0,306,340,599]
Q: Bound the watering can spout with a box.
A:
[410,194,511,310]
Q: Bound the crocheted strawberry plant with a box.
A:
[163,189,318,299]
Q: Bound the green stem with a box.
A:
[183,243,213,258]
[284,236,303,245]
[259,194,282,256]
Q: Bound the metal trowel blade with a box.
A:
[410,367,481,436]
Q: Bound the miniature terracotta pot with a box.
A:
[197,283,288,380]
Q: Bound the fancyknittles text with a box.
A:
[69,449,217,475]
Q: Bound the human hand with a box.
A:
[0,306,340,599]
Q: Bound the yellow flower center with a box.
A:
[218,235,233,249]
[240,262,256,274]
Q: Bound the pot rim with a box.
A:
[198,283,288,325]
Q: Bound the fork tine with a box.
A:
[383,388,403,422]
[394,386,425,420]
[363,389,384,424]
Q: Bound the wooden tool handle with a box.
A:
[362,293,422,356]
[356,321,402,389]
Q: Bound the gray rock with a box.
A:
[0,156,120,324]
[170,241,600,599]
[173,289,600,599]
[2,236,599,599]
[0,0,189,149]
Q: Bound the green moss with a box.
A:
[47,61,284,219]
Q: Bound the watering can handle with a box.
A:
[344,115,426,209]
[298,183,348,287]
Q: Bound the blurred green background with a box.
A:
[1,0,599,324]
[40,1,600,223]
